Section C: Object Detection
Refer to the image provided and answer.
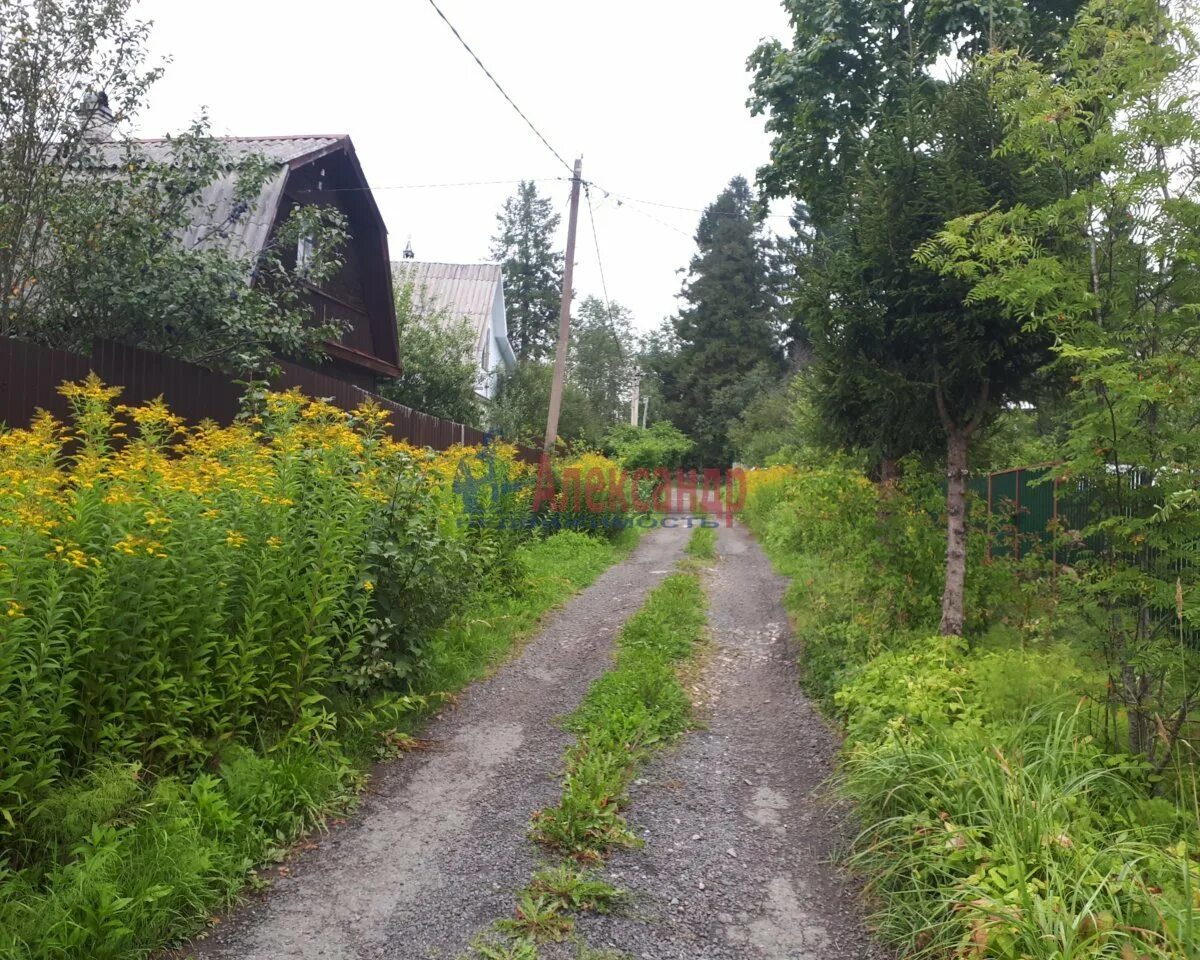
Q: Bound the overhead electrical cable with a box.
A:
[322,176,567,194]
[424,0,573,175]
[598,184,795,222]
[584,184,615,323]
[588,182,694,240]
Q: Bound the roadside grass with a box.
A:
[742,467,1200,960]
[472,526,711,958]
[844,710,1200,958]
[0,529,636,960]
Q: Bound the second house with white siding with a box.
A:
[391,260,518,401]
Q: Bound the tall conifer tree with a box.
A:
[489,181,563,362]
[749,0,1083,633]
[657,176,783,467]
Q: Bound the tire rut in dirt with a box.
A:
[187,524,689,960]
[559,522,889,960]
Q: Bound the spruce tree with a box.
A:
[659,176,783,467]
[489,181,563,362]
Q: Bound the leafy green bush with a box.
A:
[743,463,1200,960]
[603,421,694,471]
[0,379,632,959]
[540,450,640,540]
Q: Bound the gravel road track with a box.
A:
[556,521,888,960]
[188,524,687,960]
[186,519,886,960]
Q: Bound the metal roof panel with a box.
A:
[391,261,503,351]
[82,136,347,257]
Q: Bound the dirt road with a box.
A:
[558,522,887,959]
[188,521,884,959]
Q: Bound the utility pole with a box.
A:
[544,157,583,453]
[629,376,640,426]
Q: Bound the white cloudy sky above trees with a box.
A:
[132,0,793,331]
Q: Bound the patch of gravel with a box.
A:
[185,524,689,960]
[557,522,891,960]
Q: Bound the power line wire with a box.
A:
[588,182,693,240]
[595,182,795,222]
[321,176,567,194]
[425,0,573,175]
[584,184,615,323]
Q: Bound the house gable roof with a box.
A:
[88,135,350,259]
[86,134,400,377]
[392,261,503,350]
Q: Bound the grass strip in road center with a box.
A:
[529,568,707,861]
[466,530,711,958]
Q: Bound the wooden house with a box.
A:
[94,132,400,390]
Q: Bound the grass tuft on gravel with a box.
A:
[684,524,717,561]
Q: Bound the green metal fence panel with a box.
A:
[989,469,1019,559]
[1017,468,1056,558]
[964,463,1198,643]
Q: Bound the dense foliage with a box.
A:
[490,360,600,447]
[568,295,637,430]
[748,0,1089,634]
[380,276,483,427]
[0,378,636,958]
[744,465,1199,959]
[917,0,1200,759]
[602,421,694,472]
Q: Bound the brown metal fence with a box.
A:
[0,337,540,461]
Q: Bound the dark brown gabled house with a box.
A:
[94,133,400,390]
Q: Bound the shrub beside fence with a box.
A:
[0,336,540,462]
[969,464,1060,561]
[972,463,1199,580]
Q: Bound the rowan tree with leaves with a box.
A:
[919,0,1200,763]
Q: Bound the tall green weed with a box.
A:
[743,464,1200,959]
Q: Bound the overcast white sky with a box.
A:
[132,0,794,332]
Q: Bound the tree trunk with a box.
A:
[940,427,969,636]
[879,455,899,488]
